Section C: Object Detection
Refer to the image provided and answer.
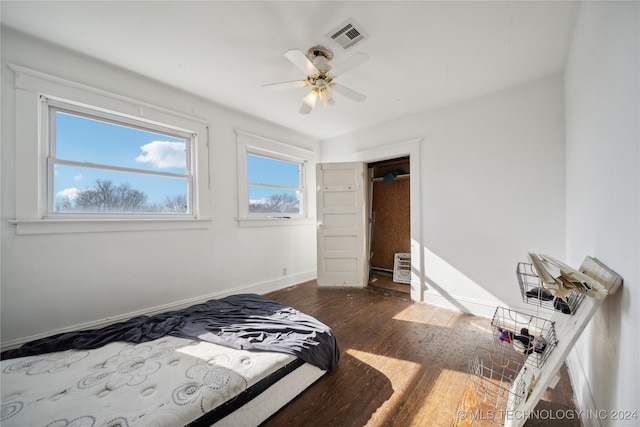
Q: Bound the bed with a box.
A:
[0,293,340,426]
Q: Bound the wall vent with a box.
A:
[326,18,367,50]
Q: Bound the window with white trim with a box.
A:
[44,98,194,217]
[236,130,314,223]
[246,151,304,216]
[9,64,210,234]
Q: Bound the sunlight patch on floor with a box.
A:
[346,347,423,425]
[346,347,421,393]
[425,368,475,412]
[390,304,441,325]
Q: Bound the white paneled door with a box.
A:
[316,162,367,287]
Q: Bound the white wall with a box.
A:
[3,2,637,418]
[564,2,640,424]
[321,74,567,316]
[0,28,319,346]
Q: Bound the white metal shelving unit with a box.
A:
[504,256,622,427]
[465,256,622,427]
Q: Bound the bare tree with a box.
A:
[55,196,74,212]
[72,179,148,212]
[162,194,188,213]
[250,193,299,213]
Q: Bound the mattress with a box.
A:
[1,294,339,426]
[1,335,322,426]
[1,294,340,372]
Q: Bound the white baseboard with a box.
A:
[566,349,601,427]
[1,270,316,351]
[222,270,316,296]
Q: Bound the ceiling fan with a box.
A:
[263,45,369,114]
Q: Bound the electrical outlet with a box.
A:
[282,268,287,276]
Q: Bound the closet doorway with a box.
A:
[368,156,411,294]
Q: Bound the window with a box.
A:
[9,64,210,234]
[236,130,314,225]
[46,99,193,217]
[247,152,303,216]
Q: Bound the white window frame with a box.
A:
[9,64,211,234]
[43,97,196,219]
[236,130,314,227]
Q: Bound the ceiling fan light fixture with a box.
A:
[322,97,336,108]
[265,44,368,114]
[318,90,331,102]
[302,89,319,108]
[312,55,331,72]
[318,85,333,105]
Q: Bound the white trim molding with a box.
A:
[353,137,425,303]
[235,129,316,224]
[8,63,212,234]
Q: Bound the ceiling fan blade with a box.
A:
[299,102,312,115]
[285,49,319,75]
[332,83,367,103]
[262,80,308,92]
[330,53,369,76]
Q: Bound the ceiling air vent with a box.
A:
[326,19,368,50]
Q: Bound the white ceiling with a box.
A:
[1,1,579,140]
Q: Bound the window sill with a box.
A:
[9,218,211,235]
[236,217,315,228]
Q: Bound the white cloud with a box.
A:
[136,140,186,169]
[73,173,83,181]
[57,187,80,201]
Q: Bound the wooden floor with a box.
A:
[263,281,578,427]
[369,271,411,295]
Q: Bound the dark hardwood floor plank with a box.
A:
[263,281,577,427]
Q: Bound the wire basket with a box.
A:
[466,346,527,414]
[516,262,585,315]
[491,306,558,368]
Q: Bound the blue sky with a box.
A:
[247,154,301,202]
[55,112,188,206]
[55,112,301,208]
